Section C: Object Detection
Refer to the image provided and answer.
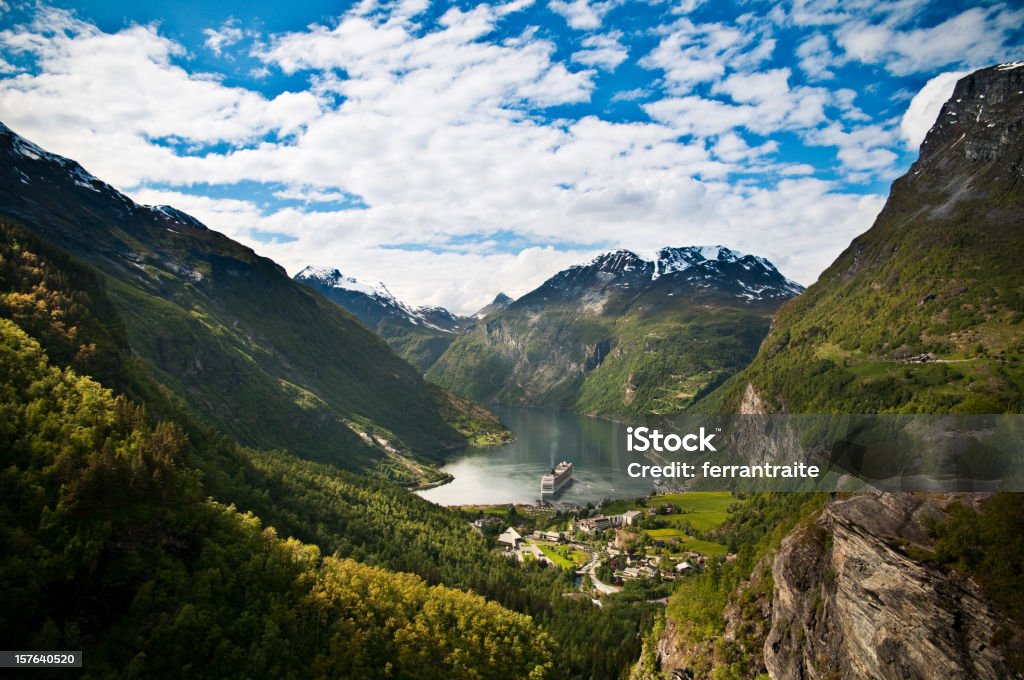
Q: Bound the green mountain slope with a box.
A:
[0,200,650,680]
[0,123,472,484]
[429,248,801,419]
[0,316,556,679]
[697,65,1024,415]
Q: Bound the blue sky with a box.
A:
[1,0,1022,313]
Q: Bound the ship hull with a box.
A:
[541,476,573,495]
[541,462,574,494]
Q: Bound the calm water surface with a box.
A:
[417,405,655,506]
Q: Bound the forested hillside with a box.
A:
[0,215,652,678]
[0,123,483,485]
[638,65,1024,680]
[0,317,554,679]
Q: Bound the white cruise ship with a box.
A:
[541,461,574,494]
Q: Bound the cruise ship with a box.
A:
[541,461,574,494]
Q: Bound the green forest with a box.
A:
[0,218,656,677]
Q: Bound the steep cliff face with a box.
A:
[766,495,1020,680]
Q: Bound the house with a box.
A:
[576,515,624,536]
[542,530,562,542]
[621,510,642,525]
[675,561,693,573]
[497,527,523,549]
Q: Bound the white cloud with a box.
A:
[0,7,321,186]
[711,133,778,163]
[203,18,244,56]
[796,33,835,79]
[804,121,900,175]
[571,32,627,70]
[900,70,967,148]
[783,0,930,28]
[644,70,831,138]
[835,5,1024,75]
[640,18,776,92]
[548,0,616,30]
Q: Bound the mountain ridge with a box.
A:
[691,62,1024,415]
[641,63,1024,680]
[428,244,802,417]
[0,120,484,484]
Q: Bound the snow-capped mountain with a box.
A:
[295,266,467,333]
[428,245,803,415]
[294,266,470,371]
[525,246,803,306]
[653,246,805,300]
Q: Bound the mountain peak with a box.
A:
[917,63,1024,167]
[654,245,745,277]
[294,264,468,360]
[474,292,514,318]
[586,249,647,273]
[295,265,395,301]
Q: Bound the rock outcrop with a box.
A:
[765,494,1019,680]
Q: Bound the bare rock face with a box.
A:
[739,382,767,415]
[765,495,1019,680]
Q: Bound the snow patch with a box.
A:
[296,265,457,332]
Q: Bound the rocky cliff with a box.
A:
[766,494,1020,680]
[643,494,1022,680]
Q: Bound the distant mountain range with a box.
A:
[426,245,803,417]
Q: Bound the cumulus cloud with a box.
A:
[571,32,627,70]
[203,17,245,56]
[804,122,900,175]
[796,33,835,79]
[548,0,616,30]
[6,1,991,313]
[900,70,967,148]
[0,7,321,186]
[640,17,776,92]
[644,69,831,138]
[835,5,1024,75]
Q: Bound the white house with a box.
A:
[621,510,642,525]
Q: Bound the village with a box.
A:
[463,492,737,603]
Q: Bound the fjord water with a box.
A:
[417,405,656,506]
